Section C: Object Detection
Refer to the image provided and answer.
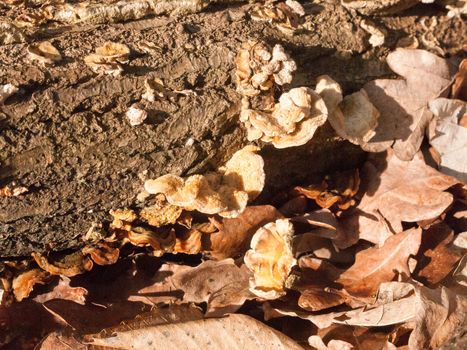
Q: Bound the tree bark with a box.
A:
[1,2,462,258]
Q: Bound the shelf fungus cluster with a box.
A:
[244,219,296,299]
[250,0,305,35]
[236,40,329,148]
[84,41,130,76]
[144,145,265,218]
[316,75,379,146]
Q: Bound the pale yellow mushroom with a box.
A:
[244,219,297,299]
[144,146,265,218]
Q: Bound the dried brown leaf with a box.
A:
[452,58,467,101]
[363,49,455,160]
[428,98,467,182]
[341,150,459,246]
[337,228,422,298]
[88,313,304,350]
[208,205,283,259]
[33,276,88,305]
[413,223,462,285]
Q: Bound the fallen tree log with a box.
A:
[0,2,463,257]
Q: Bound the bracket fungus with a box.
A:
[235,41,297,96]
[250,0,305,35]
[12,269,51,302]
[244,219,297,299]
[84,41,130,76]
[27,41,62,66]
[316,75,379,146]
[241,87,328,148]
[144,145,265,218]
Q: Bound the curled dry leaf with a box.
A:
[262,300,347,329]
[170,259,253,317]
[130,260,253,316]
[0,21,26,45]
[341,150,459,246]
[250,0,305,35]
[337,228,422,298]
[32,251,94,277]
[291,256,352,311]
[452,58,466,100]
[33,276,88,305]
[84,41,130,76]
[145,145,264,218]
[27,41,62,66]
[335,282,467,350]
[87,313,304,350]
[0,84,18,104]
[235,40,296,96]
[308,336,354,350]
[316,75,379,146]
[428,98,467,182]
[242,87,328,148]
[12,269,51,302]
[294,168,360,213]
[208,205,283,259]
[363,49,454,160]
[413,223,462,285]
[244,219,297,299]
[126,104,147,126]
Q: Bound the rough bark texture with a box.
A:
[0,2,464,257]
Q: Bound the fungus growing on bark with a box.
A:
[144,146,265,218]
[244,219,297,299]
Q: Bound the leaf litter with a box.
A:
[0,2,466,350]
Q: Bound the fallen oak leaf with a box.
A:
[452,58,466,100]
[337,228,422,298]
[428,98,467,182]
[363,49,455,160]
[292,209,352,250]
[131,260,253,316]
[308,335,353,350]
[207,205,283,259]
[341,150,459,246]
[413,222,462,286]
[169,259,254,317]
[42,299,150,333]
[262,301,347,329]
[33,276,88,305]
[87,313,304,350]
[334,282,467,350]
